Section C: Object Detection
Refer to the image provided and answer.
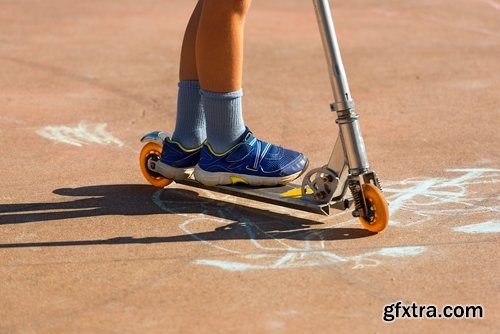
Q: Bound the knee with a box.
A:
[231,0,251,16]
[205,0,251,17]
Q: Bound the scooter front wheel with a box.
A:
[139,142,173,188]
[358,183,389,232]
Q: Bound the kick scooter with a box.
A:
[139,0,389,232]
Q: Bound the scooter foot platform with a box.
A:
[178,179,350,216]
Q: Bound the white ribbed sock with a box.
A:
[171,80,206,148]
[201,89,246,153]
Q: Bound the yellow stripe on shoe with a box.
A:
[230,176,249,185]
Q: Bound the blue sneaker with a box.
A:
[155,137,201,181]
[194,128,308,186]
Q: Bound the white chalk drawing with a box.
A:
[152,168,499,271]
[193,246,427,272]
[453,221,500,234]
[0,116,26,125]
[36,121,123,147]
[384,168,500,226]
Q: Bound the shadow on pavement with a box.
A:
[0,184,375,248]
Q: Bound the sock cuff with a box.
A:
[178,80,200,89]
[200,88,243,100]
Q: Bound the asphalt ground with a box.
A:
[1,0,499,333]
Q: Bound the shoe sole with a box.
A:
[155,160,194,181]
[193,164,308,187]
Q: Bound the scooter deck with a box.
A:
[177,179,348,216]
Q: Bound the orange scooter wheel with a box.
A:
[358,183,389,232]
[139,142,173,188]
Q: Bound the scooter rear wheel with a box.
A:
[358,183,389,232]
[139,142,173,188]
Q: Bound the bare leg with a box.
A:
[167,0,308,186]
[171,0,206,149]
[196,0,251,92]
[179,0,204,81]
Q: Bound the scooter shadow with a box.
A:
[155,186,376,241]
[0,184,376,249]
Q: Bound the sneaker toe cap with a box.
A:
[279,153,308,176]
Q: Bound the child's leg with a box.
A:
[170,0,206,150]
[193,0,308,186]
[164,0,307,185]
[179,0,204,81]
[196,0,250,153]
[196,0,250,92]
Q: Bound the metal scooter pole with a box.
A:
[312,0,369,176]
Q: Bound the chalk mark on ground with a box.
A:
[36,121,123,147]
[151,168,499,271]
